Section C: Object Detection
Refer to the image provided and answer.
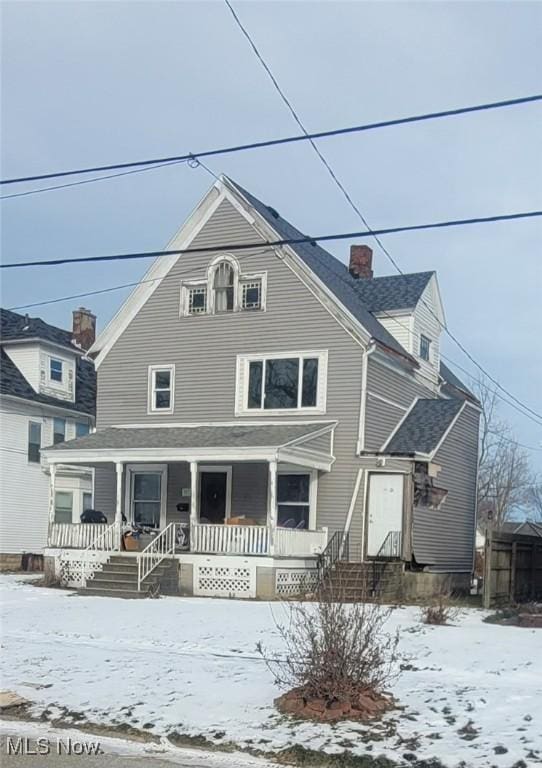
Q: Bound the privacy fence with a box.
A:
[483,530,542,608]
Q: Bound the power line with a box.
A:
[0,159,191,200]
[224,0,542,424]
[2,209,540,269]
[1,95,540,188]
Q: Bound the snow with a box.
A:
[0,574,540,767]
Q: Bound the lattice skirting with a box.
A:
[57,550,110,588]
[193,558,256,599]
[275,568,318,597]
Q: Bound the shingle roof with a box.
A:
[225,178,416,363]
[385,398,464,455]
[1,308,75,350]
[354,272,434,312]
[1,347,96,416]
[439,361,477,402]
[45,422,335,452]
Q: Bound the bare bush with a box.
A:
[257,585,400,709]
[420,584,460,626]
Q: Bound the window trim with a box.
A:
[419,334,431,362]
[28,420,42,463]
[125,464,168,529]
[235,350,328,416]
[179,254,267,317]
[147,365,175,415]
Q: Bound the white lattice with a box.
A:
[194,559,256,598]
[275,568,318,596]
[57,550,110,588]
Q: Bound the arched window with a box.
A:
[213,260,235,312]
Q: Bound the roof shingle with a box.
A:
[385,398,464,455]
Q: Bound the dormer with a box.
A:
[348,246,445,388]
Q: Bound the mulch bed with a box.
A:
[275,686,395,723]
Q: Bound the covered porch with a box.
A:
[44,422,335,559]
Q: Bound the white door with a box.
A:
[366,474,403,557]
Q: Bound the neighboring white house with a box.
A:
[0,307,96,569]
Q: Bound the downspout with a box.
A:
[356,343,376,455]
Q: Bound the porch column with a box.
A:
[268,460,278,556]
[190,461,198,525]
[115,462,123,525]
[48,464,57,528]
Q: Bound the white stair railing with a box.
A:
[58,521,121,588]
[137,523,178,591]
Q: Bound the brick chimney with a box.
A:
[72,307,96,351]
[349,245,373,279]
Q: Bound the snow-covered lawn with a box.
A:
[0,575,540,767]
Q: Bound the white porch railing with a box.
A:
[49,523,110,549]
[191,523,270,555]
[57,521,121,588]
[274,527,328,557]
[137,522,178,591]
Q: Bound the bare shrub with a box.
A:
[420,584,460,626]
[257,584,400,709]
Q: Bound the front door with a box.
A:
[366,474,403,557]
[199,472,228,524]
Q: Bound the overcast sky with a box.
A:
[1,0,541,468]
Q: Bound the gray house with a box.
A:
[42,176,480,599]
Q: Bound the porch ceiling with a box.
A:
[42,421,337,471]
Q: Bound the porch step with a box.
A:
[322,561,405,602]
[77,554,177,599]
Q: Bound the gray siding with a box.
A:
[93,465,117,521]
[364,358,435,451]
[412,404,479,572]
[232,463,268,522]
[166,462,191,524]
[96,199,366,542]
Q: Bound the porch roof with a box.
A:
[42,421,336,471]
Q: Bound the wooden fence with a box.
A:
[483,530,542,608]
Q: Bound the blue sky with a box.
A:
[1,1,541,467]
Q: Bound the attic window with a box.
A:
[50,358,63,382]
[180,254,266,316]
[419,335,431,362]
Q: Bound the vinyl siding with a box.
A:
[0,400,91,553]
[96,199,366,542]
[364,357,434,451]
[411,279,442,387]
[412,404,479,572]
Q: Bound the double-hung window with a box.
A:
[54,491,73,523]
[148,365,175,413]
[53,418,66,444]
[50,358,63,383]
[277,473,312,529]
[419,335,431,362]
[28,421,41,462]
[237,351,327,414]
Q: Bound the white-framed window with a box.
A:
[125,464,167,529]
[50,358,63,382]
[28,421,41,463]
[148,365,175,413]
[277,470,317,530]
[236,350,328,415]
[188,285,207,315]
[54,491,73,524]
[53,417,66,444]
[419,334,431,362]
[76,421,90,438]
[82,491,93,513]
[180,254,266,317]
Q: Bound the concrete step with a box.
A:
[77,586,151,599]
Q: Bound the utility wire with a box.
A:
[0,158,191,200]
[2,210,540,269]
[1,95,541,188]
[224,0,542,424]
